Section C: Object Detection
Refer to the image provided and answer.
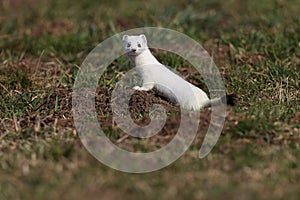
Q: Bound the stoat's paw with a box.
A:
[133,86,149,91]
[133,86,141,90]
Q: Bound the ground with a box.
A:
[0,0,299,199]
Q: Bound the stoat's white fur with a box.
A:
[122,34,224,110]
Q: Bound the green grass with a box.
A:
[0,0,300,199]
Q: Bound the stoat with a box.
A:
[122,34,234,110]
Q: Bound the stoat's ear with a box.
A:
[122,35,128,41]
[140,34,147,45]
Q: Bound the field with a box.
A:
[0,0,299,199]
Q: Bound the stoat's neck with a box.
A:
[129,49,160,67]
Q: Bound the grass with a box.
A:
[0,0,300,199]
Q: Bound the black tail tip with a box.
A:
[221,94,236,106]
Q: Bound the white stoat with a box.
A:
[122,34,233,110]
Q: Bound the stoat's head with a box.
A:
[122,34,148,56]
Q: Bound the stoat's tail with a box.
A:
[202,94,236,108]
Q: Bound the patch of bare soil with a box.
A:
[93,86,213,152]
[204,45,266,67]
[204,45,231,67]
[1,81,236,155]
[0,56,69,89]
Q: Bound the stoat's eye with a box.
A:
[137,43,141,48]
[127,43,131,48]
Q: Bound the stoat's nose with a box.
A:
[131,49,136,52]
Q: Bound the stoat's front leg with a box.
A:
[133,82,155,91]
